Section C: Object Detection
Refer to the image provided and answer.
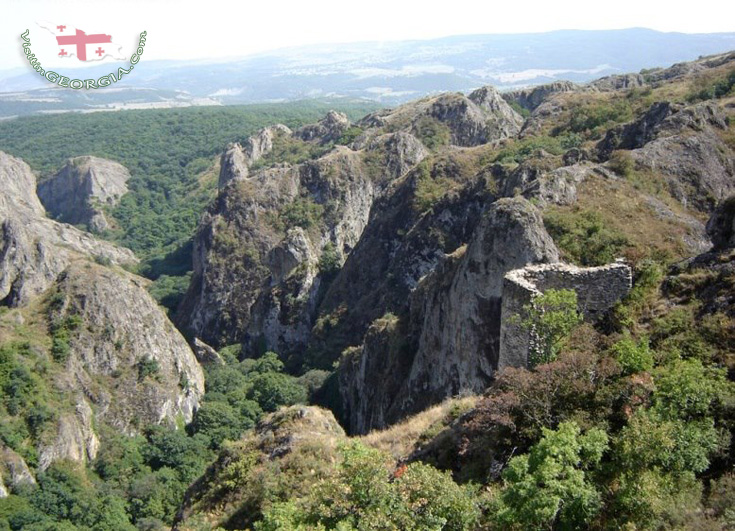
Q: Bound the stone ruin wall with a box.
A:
[498,261,632,369]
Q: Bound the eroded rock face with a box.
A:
[311,167,491,370]
[597,102,734,211]
[218,125,293,189]
[179,147,379,357]
[589,73,645,91]
[0,151,137,306]
[38,397,100,470]
[294,111,350,144]
[502,81,578,112]
[365,132,429,179]
[37,156,130,232]
[339,198,560,434]
[51,262,205,434]
[358,86,523,148]
[218,142,250,189]
[0,151,205,469]
[0,445,36,495]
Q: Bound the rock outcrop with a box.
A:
[49,262,204,434]
[218,124,292,189]
[0,151,137,306]
[294,111,350,144]
[597,101,734,211]
[339,198,560,434]
[359,86,523,147]
[0,445,36,496]
[37,156,130,232]
[502,81,578,112]
[0,151,205,469]
[589,73,646,91]
[180,146,382,355]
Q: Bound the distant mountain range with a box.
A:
[2,28,735,118]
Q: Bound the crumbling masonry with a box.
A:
[499,261,632,369]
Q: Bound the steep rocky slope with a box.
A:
[176,52,735,435]
[0,150,205,474]
[36,155,131,232]
[0,152,136,306]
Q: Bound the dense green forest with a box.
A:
[0,100,377,280]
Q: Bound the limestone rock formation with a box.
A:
[339,198,560,434]
[218,124,293,189]
[50,262,205,434]
[358,86,523,147]
[218,142,250,189]
[0,151,137,306]
[192,337,225,366]
[38,397,100,470]
[365,132,429,179]
[597,101,734,211]
[179,146,380,355]
[294,111,350,144]
[0,445,36,496]
[0,150,204,469]
[502,81,578,112]
[37,156,131,232]
[589,73,646,91]
[244,124,292,162]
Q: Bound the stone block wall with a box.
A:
[498,261,632,370]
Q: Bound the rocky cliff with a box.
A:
[37,155,131,232]
[0,150,205,471]
[0,151,137,306]
[179,54,735,435]
[597,101,734,211]
[338,198,560,433]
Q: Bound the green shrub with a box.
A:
[336,125,364,145]
[544,208,629,266]
[494,422,608,529]
[568,100,633,136]
[147,273,192,315]
[612,334,654,374]
[608,150,635,177]
[280,197,324,230]
[259,441,481,530]
[521,288,582,366]
[687,69,735,102]
[412,116,451,149]
[137,358,161,381]
[318,242,341,276]
[493,135,566,164]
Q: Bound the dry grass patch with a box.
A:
[359,395,478,460]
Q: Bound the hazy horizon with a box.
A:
[3,0,735,73]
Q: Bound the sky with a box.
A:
[2,0,735,72]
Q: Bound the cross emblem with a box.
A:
[56,30,112,61]
[95,47,105,57]
[59,49,68,56]
[57,25,66,32]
